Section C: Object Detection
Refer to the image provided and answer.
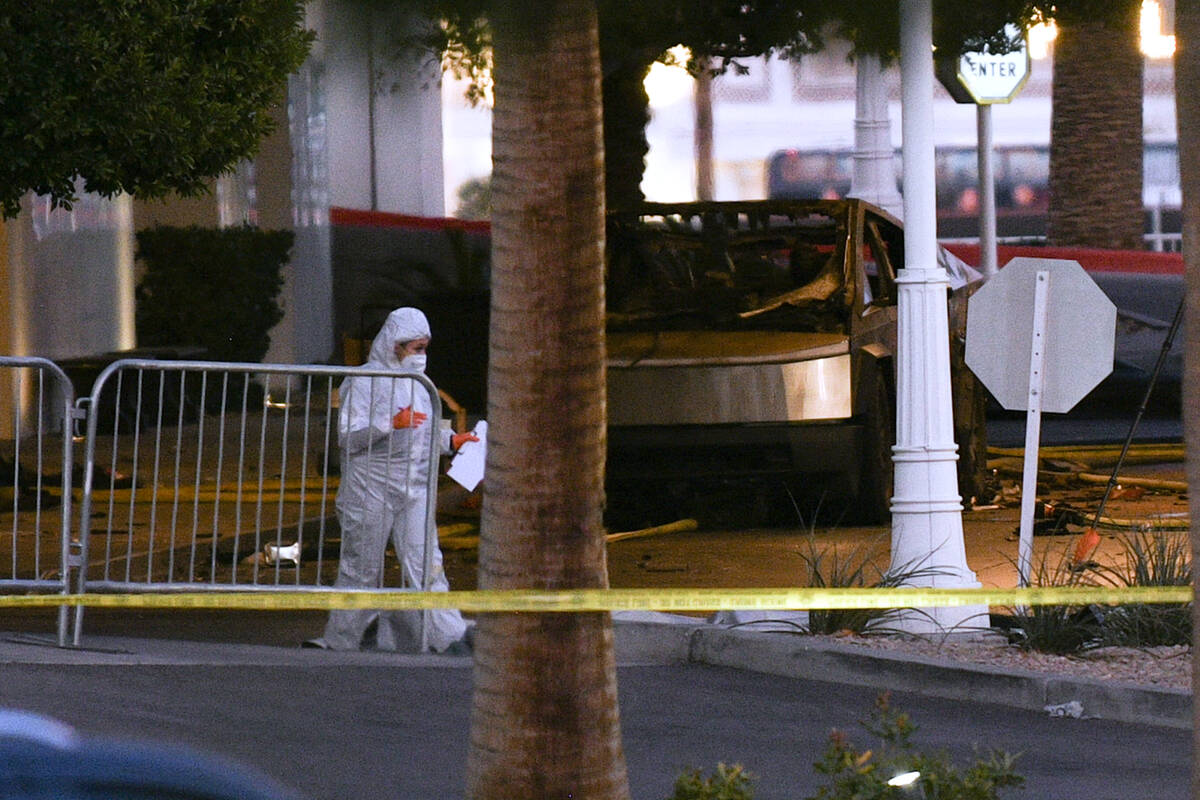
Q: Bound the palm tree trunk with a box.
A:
[1047,3,1144,249]
[601,54,653,211]
[1175,3,1200,792]
[466,2,630,799]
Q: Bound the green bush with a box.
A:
[135,224,291,363]
[455,175,492,220]
[713,535,953,637]
[807,693,1023,800]
[998,533,1193,653]
[667,764,755,800]
[797,536,950,636]
[672,696,1022,800]
[997,547,1104,655]
[1096,530,1192,648]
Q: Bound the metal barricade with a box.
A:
[74,359,444,648]
[0,357,77,646]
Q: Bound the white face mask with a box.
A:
[400,354,427,373]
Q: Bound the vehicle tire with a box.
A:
[859,368,894,524]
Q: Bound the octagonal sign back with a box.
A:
[965,257,1116,413]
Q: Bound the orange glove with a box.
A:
[451,432,480,451]
[392,406,428,429]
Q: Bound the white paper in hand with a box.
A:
[447,420,487,491]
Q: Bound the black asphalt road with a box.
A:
[0,659,1186,800]
[988,413,1181,448]
[986,375,1181,448]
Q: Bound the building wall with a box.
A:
[322,0,373,211]
[371,34,445,216]
[133,192,219,231]
[263,59,335,365]
[0,0,445,375]
[322,2,445,216]
[7,193,136,361]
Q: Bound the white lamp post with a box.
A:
[849,53,903,218]
[892,0,986,632]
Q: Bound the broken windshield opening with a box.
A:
[606,202,851,333]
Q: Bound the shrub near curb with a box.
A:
[998,535,1193,654]
[668,695,1023,800]
[1098,530,1192,648]
[667,764,754,800]
[135,224,291,363]
[806,693,1023,800]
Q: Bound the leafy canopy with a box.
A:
[0,0,313,218]
[393,0,1046,100]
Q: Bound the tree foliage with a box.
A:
[135,225,291,363]
[395,1,1046,94]
[0,0,313,219]
[393,1,1048,209]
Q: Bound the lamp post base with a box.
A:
[887,602,991,635]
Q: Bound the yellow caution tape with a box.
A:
[0,586,1190,612]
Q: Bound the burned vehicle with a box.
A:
[605,199,974,524]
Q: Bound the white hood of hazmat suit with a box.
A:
[321,307,464,652]
[338,307,446,456]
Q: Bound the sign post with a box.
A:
[965,258,1116,585]
[936,27,1031,277]
[1016,271,1050,583]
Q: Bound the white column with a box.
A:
[260,58,335,365]
[849,53,903,218]
[892,0,986,633]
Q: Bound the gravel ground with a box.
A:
[834,633,1191,689]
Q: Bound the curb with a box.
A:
[612,618,1191,730]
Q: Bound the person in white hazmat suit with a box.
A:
[307,308,477,653]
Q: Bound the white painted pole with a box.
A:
[977,104,998,277]
[899,1,936,261]
[1017,270,1051,586]
[849,53,903,218]
[892,0,985,632]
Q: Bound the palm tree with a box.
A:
[464,2,631,799]
[599,52,655,211]
[1173,0,1200,785]
[1046,2,1144,249]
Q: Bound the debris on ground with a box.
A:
[1044,700,1085,719]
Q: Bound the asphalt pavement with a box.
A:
[0,611,1189,800]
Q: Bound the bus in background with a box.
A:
[765,142,1180,247]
